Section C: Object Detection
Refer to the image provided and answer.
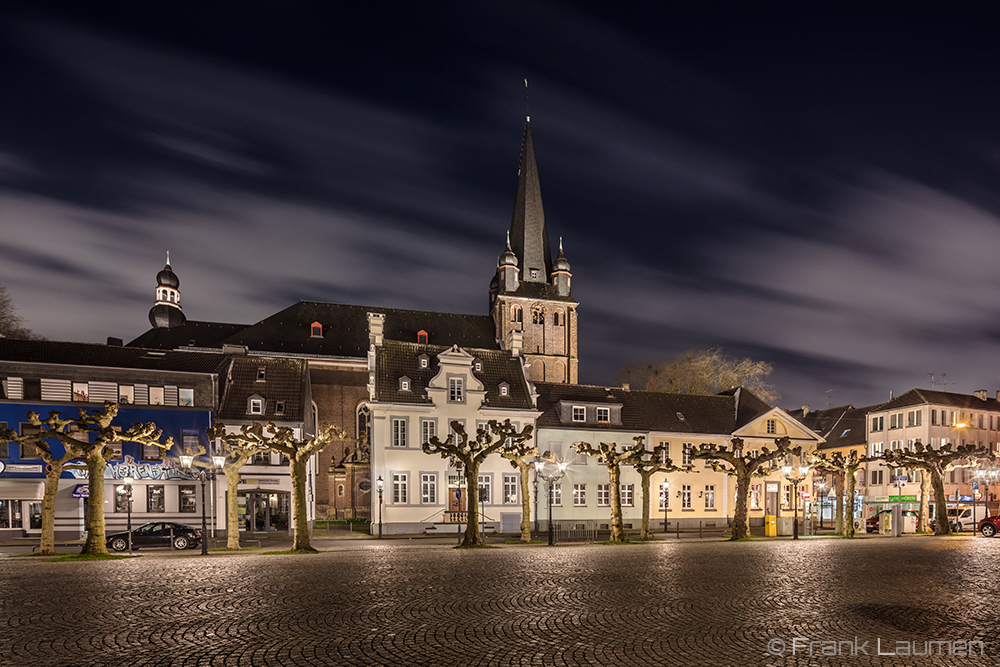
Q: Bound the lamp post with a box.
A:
[816,481,826,530]
[661,480,670,534]
[782,464,809,540]
[120,476,133,554]
[376,476,384,539]
[534,460,568,546]
[532,462,541,540]
[179,452,224,554]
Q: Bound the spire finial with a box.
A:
[506,230,511,246]
[559,237,563,253]
[166,250,170,266]
[524,78,530,122]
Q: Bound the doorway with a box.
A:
[238,491,291,533]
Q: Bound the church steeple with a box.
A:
[508,118,552,283]
[149,252,186,329]
[489,111,578,385]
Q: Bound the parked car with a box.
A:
[106,522,202,551]
[930,506,976,533]
[866,509,919,533]
[978,516,1000,537]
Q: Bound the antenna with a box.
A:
[524,78,529,121]
[825,389,834,409]
[927,373,936,390]
[942,373,954,391]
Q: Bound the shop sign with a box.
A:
[239,478,281,486]
[4,464,43,474]
[873,495,917,502]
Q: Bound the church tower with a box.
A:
[148,252,187,329]
[490,117,578,384]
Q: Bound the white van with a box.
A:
[943,506,976,532]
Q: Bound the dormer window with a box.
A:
[275,401,285,415]
[310,321,323,338]
[417,330,428,344]
[249,396,264,415]
[256,367,266,381]
[597,407,610,423]
[399,376,411,392]
[418,354,429,369]
[473,359,482,373]
[572,406,586,422]
[499,382,509,397]
[676,412,685,422]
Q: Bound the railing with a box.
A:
[443,511,469,523]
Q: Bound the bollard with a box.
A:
[676,521,680,540]
[699,521,702,539]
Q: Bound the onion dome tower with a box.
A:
[149,252,187,328]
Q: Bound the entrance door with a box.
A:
[448,487,466,512]
[765,482,780,516]
[239,491,292,533]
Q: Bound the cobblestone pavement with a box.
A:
[1,537,998,666]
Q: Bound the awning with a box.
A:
[72,484,89,499]
[0,480,45,500]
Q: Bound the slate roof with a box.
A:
[217,356,308,422]
[788,404,871,451]
[501,281,577,303]
[534,383,759,434]
[374,340,534,410]
[128,321,249,350]
[129,301,499,357]
[874,388,1000,413]
[0,338,231,375]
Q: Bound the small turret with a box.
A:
[498,232,520,293]
[551,238,571,297]
[148,252,186,329]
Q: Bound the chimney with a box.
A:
[975,389,988,401]
[368,312,385,347]
[889,390,893,400]
[801,404,810,417]
[507,330,523,357]
[622,383,630,391]
[106,337,123,346]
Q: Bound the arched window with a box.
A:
[511,307,522,323]
[553,312,561,326]
[532,308,544,325]
[357,403,371,442]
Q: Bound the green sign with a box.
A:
[873,495,918,502]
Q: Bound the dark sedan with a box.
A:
[106,522,202,551]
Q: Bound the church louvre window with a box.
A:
[532,309,545,325]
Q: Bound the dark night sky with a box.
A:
[4,2,1000,409]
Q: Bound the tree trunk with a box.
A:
[462,458,483,546]
[225,467,242,549]
[843,469,856,538]
[731,469,750,540]
[81,448,109,555]
[931,465,951,535]
[639,470,652,540]
[834,472,844,535]
[918,471,932,533]
[39,463,62,555]
[608,464,624,542]
[518,461,531,543]
[289,455,316,551]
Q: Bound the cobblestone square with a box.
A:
[1,537,997,666]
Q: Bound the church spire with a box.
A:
[149,253,186,329]
[509,118,552,283]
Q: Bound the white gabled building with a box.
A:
[366,333,541,535]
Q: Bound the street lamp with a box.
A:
[118,476,133,554]
[976,468,999,521]
[661,480,670,533]
[179,453,224,554]
[535,460,568,546]
[816,481,826,530]
[782,463,809,540]
[376,476,384,539]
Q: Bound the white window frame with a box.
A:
[766,419,776,434]
[448,377,464,403]
[420,419,436,446]
[421,473,437,504]
[549,482,562,507]
[391,418,407,448]
[596,407,610,423]
[573,483,587,506]
[392,472,409,504]
[478,474,492,505]
[597,484,610,507]
[503,474,518,504]
[621,484,634,507]
[681,484,691,509]
[682,443,692,467]
[572,406,586,422]
[704,485,715,509]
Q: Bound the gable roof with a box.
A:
[0,338,231,376]
[217,356,308,422]
[788,404,872,451]
[374,340,534,410]
[129,301,499,358]
[874,388,1000,414]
